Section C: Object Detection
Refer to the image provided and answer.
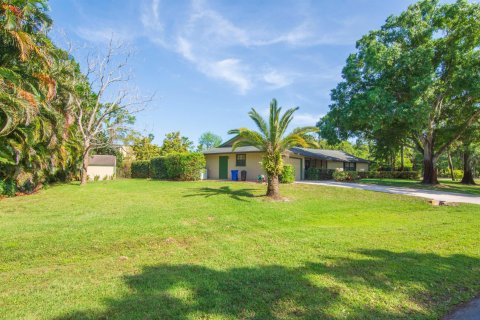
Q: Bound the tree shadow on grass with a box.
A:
[183,186,260,202]
[56,250,480,319]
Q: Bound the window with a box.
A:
[236,154,246,166]
[344,162,356,171]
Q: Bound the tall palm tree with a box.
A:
[229,99,318,198]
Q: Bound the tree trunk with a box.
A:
[447,150,455,181]
[422,138,439,185]
[461,148,476,185]
[400,145,404,171]
[80,146,91,186]
[266,175,280,198]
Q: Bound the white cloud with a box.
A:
[203,59,251,94]
[141,0,162,31]
[262,70,292,89]
[135,0,357,93]
[291,112,324,126]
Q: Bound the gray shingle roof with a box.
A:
[203,146,262,154]
[290,147,370,163]
[88,155,116,166]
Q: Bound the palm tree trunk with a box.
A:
[266,175,280,198]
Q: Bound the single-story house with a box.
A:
[203,136,369,181]
[87,155,116,180]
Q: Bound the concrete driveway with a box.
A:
[297,180,480,205]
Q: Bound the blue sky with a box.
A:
[49,0,421,145]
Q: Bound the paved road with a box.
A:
[444,297,480,320]
[297,181,480,205]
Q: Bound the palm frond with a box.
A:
[248,108,269,138]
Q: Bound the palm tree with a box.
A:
[229,99,318,198]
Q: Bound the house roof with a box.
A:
[290,147,370,163]
[88,155,116,166]
[203,146,262,154]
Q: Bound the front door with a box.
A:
[219,156,228,179]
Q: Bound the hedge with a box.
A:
[279,164,295,184]
[150,157,168,179]
[305,168,335,180]
[333,171,359,182]
[131,160,150,178]
[0,179,16,197]
[151,152,205,181]
[358,171,420,180]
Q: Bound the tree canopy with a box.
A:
[319,0,480,184]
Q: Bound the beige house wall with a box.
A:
[87,166,115,180]
[205,152,368,179]
[205,153,305,181]
[205,153,265,180]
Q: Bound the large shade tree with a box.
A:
[229,99,318,198]
[319,0,480,184]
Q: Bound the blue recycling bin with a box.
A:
[231,170,239,181]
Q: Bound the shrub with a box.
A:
[305,168,335,180]
[150,153,206,181]
[102,175,108,181]
[358,171,420,180]
[279,164,295,184]
[453,169,464,180]
[333,170,359,182]
[131,160,151,178]
[94,175,100,182]
[150,157,168,179]
[0,179,16,197]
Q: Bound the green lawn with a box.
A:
[359,178,480,195]
[1,179,479,319]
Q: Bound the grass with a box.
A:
[1,179,480,319]
[359,178,480,195]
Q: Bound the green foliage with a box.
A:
[453,170,464,180]
[320,0,480,184]
[93,175,100,182]
[197,132,222,151]
[305,168,335,180]
[131,160,150,179]
[358,171,420,180]
[150,157,168,180]
[132,134,162,160]
[0,178,16,197]
[279,164,295,184]
[333,170,359,182]
[151,153,205,181]
[160,131,194,155]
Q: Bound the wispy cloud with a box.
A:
[291,112,323,127]
[262,70,292,89]
[134,0,358,93]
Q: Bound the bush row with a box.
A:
[305,168,335,180]
[131,153,206,181]
[0,179,17,197]
[357,171,420,180]
[333,171,359,182]
[131,160,151,178]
